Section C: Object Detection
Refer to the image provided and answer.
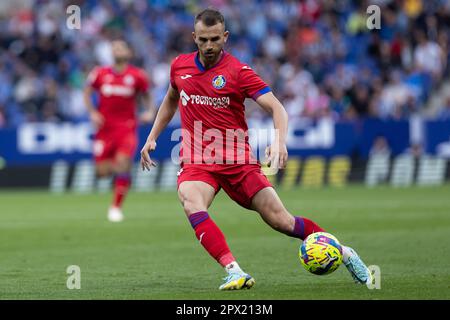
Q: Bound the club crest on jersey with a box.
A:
[212,75,226,89]
[123,75,135,86]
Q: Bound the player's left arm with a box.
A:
[255,92,289,169]
[137,69,156,123]
[139,91,157,123]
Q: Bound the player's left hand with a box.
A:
[265,143,288,169]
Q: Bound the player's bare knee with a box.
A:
[114,161,131,174]
[183,200,206,216]
[96,167,110,178]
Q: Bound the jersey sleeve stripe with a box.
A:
[252,86,271,100]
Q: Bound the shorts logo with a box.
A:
[212,75,226,89]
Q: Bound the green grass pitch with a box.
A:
[0,185,449,299]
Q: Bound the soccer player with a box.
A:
[84,40,155,222]
[140,9,371,290]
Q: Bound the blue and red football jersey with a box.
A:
[170,50,271,164]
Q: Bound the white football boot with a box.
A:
[343,246,372,284]
[108,206,124,222]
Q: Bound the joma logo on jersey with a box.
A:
[180,90,230,109]
[212,75,226,89]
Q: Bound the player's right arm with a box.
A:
[83,68,104,129]
[140,84,179,170]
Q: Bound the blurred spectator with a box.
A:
[369,135,391,157]
[437,96,450,120]
[413,29,446,82]
[303,85,330,119]
[262,29,285,60]
[347,83,371,118]
[407,142,424,157]
[0,0,448,128]
[394,95,419,119]
[328,86,350,119]
[0,104,6,128]
[378,70,415,118]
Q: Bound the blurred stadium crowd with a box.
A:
[0,0,449,128]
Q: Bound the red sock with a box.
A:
[112,173,131,208]
[188,211,235,267]
[292,216,325,240]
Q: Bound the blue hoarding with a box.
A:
[2,118,445,166]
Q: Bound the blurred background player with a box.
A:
[140,9,371,290]
[84,40,155,222]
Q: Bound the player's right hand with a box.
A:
[140,140,157,171]
[90,111,104,129]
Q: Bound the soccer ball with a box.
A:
[299,232,343,275]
